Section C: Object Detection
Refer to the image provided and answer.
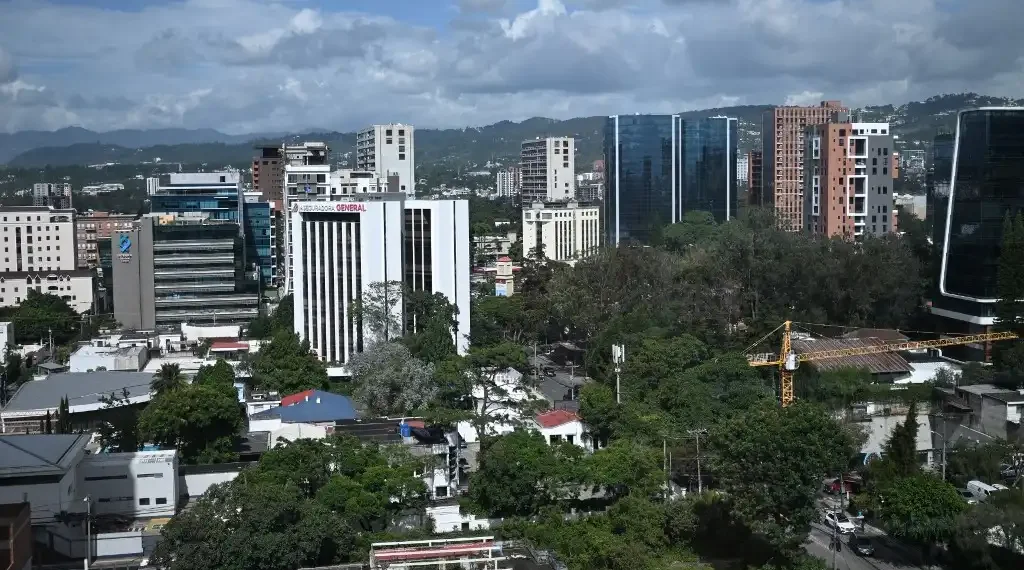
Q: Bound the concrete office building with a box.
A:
[283,143,332,292]
[521,137,575,204]
[112,216,259,331]
[496,167,521,198]
[252,145,285,202]
[522,201,601,265]
[355,124,416,197]
[931,108,1024,361]
[803,119,896,238]
[32,183,72,210]
[75,211,136,269]
[291,197,470,363]
[736,153,749,185]
[0,206,93,313]
[747,150,764,206]
[761,101,848,231]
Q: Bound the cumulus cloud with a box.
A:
[0,0,1020,133]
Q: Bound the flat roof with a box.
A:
[1,371,154,413]
[0,433,89,474]
[958,383,1024,404]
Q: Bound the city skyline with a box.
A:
[1,0,1022,134]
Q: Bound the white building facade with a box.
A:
[355,124,416,197]
[521,137,575,203]
[291,197,470,363]
[79,450,179,518]
[522,201,601,265]
[495,167,521,198]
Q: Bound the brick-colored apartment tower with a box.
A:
[252,145,284,202]
[761,100,848,231]
[747,150,763,206]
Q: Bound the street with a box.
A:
[804,522,929,570]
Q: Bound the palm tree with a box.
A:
[151,363,185,394]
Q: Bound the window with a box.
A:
[137,473,164,478]
[85,474,129,481]
[398,153,405,160]
[139,498,150,506]
[156,498,168,505]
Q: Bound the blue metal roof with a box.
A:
[250,390,358,423]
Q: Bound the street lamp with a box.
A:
[83,495,91,570]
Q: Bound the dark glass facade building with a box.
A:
[604,115,682,245]
[931,108,1024,359]
[681,117,738,223]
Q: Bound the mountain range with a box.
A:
[2,93,1021,169]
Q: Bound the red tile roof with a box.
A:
[210,341,249,351]
[535,409,579,428]
[282,389,315,407]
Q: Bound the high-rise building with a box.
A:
[575,173,603,203]
[253,145,285,202]
[149,172,277,285]
[604,114,682,245]
[747,151,764,206]
[75,212,137,269]
[283,143,331,291]
[736,153,749,185]
[496,167,521,198]
[803,119,896,238]
[0,206,93,312]
[761,101,848,231]
[681,116,739,222]
[112,217,259,330]
[290,197,470,362]
[355,124,415,197]
[520,137,575,204]
[522,201,601,265]
[931,108,1024,360]
[32,183,72,210]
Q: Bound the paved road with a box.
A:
[804,523,928,570]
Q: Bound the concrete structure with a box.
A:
[0,321,12,355]
[931,109,1024,361]
[761,100,848,231]
[747,150,764,206]
[803,119,895,239]
[282,142,331,291]
[736,153,749,184]
[0,371,154,434]
[145,177,159,196]
[356,124,416,197]
[0,434,89,519]
[75,211,136,269]
[495,166,521,198]
[111,216,258,331]
[252,145,285,202]
[522,201,600,264]
[0,502,31,570]
[79,183,123,196]
[248,390,358,432]
[79,450,178,518]
[68,343,148,373]
[575,172,603,203]
[534,409,590,449]
[954,384,1024,441]
[290,197,470,362]
[471,231,516,263]
[521,137,575,203]
[32,183,72,210]
[494,256,515,297]
[894,194,927,220]
[331,169,391,196]
[0,270,93,313]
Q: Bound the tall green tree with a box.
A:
[468,429,566,518]
[349,341,436,417]
[995,212,1024,385]
[138,381,243,464]
[251,331,328,394]
[193,359,236,386]
[97,388,140,452]
[150,362,185,394]
[0,290,80,345]
[874,400,922,481]
[402,291,458,365]
[877,474,965,556]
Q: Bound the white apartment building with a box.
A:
[282,143,332,293]
[355,124,416,197]
[33,183,72,209]
[521,137,575,203]
[0,206,93,312]
[145,177,160,196]
[495,167,521,198]
[522,201,601,265]
[736,153,749,184]
[291,197,470,363]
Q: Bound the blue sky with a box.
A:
[0,0,1021,133]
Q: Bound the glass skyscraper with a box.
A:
[931,108,1024,359]
[604,114,682,245]
[681,117,738,223]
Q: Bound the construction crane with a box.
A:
[745,321,1019,407]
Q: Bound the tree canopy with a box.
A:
[251,331,328,394]
[138,380,244,464]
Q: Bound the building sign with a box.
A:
[296,201,369,213]
[117,234,132,263]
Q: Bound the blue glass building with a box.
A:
[681,117,738,223]
[604,115,738,245]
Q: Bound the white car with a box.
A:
[823,511,857,534]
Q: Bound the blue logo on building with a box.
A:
[119,234,131,253]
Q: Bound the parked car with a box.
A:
[850,535,875,556]
[543,367,556,377]
[822,511,857,534]
[967,480,999,502]
[823,477,858,494]
[957,489,979,505]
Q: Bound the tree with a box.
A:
[193,359,236,386]
[622,335,710,396]
[709,401,853,558]
[468,429,566,518]
[578,383,619,448]
[877,474,965,552]
[251,331,328,394]
[44,411,53,434]
[352,280,404,344]
[872,400,921,482]
[270,294,294,334]
[150,480,356,570]
[946,440,1020,488]
[97,388,140,453]
[953,488,1024,568]
[662,211,719,253]
[402,291,458,365]
[583,439,664,500]
[0,290,79,345]
[138,381,243,464]
[4,349,23,390]
[349,342,436,417]
[150,362,185,395]
[470,294,538,347]
[54,396,72,434]
[995,213,1024,386]
[802,367,872,410]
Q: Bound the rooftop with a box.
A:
[841,328,910,343]
[250,390,358,423]
[0,433,89,475]
[1,371,154,414]
[71,344,146,359]
[957,383,1024,404]
[791,337,913,375]
[535,409,579,429]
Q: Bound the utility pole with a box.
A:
[48,328,53,356]
[84,495,91,570]
[612,344,625,404]
[688,428,707,494]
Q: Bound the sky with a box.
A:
[0,0,1022,134]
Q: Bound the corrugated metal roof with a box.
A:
[841,328,910,343]
[791,337,912,374]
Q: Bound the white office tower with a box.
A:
[291,197,469,363]
[356,124,415,197]
[496,167,521,198]
[522,201,601,265]
[521,137,575,203]
[282,142,331,294]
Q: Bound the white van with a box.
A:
[966,480,999,501]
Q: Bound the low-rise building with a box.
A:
[69,343,148,373]
[522,201,601,265]
[248,389,359,432]
[954,384,1024,441]
[534,410,590,450]
[79,450,178,518]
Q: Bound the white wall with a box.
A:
[539,420,589,450]
[178,470,241,498]
[0,468,79,521]
[860,411,934,463]
[426,504,494,534]
[79,451,178,518]
[522,202,601,264]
